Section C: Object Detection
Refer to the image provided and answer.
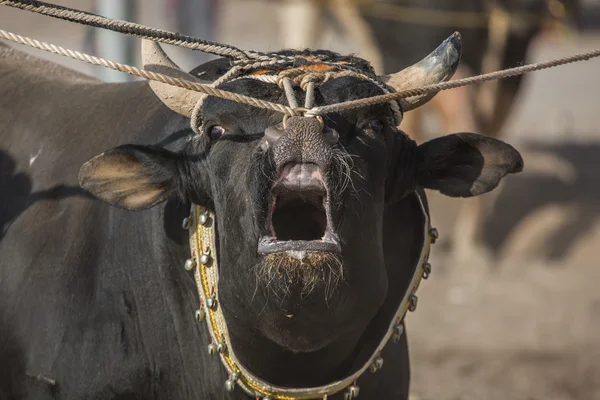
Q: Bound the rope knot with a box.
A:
[297,72,333,91]
[276,68,306,89]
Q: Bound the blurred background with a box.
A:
[1,0,600,399]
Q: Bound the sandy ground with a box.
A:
[1,1,599,399]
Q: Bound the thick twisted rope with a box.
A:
[1,28,599,119]
[307,47,600,116]
[0,0,295,63]
[0,29,295,116]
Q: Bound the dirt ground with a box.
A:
[1,1,599,399]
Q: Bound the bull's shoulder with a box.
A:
[0,41,99,84]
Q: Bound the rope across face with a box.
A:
[189,60,405,135]
[141,32,463,134]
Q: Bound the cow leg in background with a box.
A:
[401,65,495,265]
[326,0,384,73]
[276,0,324,50]
[442,9,512,267]
[427,67,498,266]
[402,66,475,144]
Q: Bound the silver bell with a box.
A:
[206,296,218,310]
[184,258,196,271]
[182,216,192,230]
[199,253,211,266]
[369,356,384,373]
[423,263,432,279]
[225,379,235,392]
[225,371,239,391]
[392,324,404,343]
[195,308,205,322]
[199,212,210,226]
[429,227,439,244]
[344,384,360,399]
[207,343,217,355]
[408,294,418,312]
[216,342,227,354]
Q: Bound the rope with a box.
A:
[1,28,599,121]
[280,77,299,109]
[0,29,295,116]
[307,47,600,116]
[304,81,316,109]
[0,0,295,63]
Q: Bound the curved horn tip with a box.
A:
[140,39,204,118]
[383,32,464,112]
[425,32,462,76]
[141,39,176,68]
[439,31,462,69]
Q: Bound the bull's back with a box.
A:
[0,44,209,399]
[0,42,183,245]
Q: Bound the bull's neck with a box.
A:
[188,192,431,397]
[225,314,366,387]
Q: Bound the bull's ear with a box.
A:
[79,145,181,210]
[416,133,523,197]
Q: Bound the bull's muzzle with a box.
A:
[265,116,339,173]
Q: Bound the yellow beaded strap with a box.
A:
[186,191,435,399]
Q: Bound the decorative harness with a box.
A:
[180,62,438,399]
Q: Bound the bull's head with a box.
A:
[79,35,522,360]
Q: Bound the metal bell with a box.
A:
[375,357,384,369]
[199,212,210,226]
[184,258,196,271]
[423,263,432,279]
[207,343,217,355]
[369,356,384,373]
[182,216,192,230]
[224,372,238,392]
[429,227,439,244]
[195,308,205,322]
[344,384,360,399]
[392,323,404,343]
[216,342,227,354]
[199,253,211,266]
[408,294,418,312]
[225,379,235,392]
[206,296,218,310]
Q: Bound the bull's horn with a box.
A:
[141,40,206,118]
[380,32,462,112]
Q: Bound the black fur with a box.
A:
[0,40,521,400]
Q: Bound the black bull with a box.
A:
[0,39,522,399]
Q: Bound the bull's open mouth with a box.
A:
[258,163,341,255]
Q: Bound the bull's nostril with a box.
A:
[264,125,284,144]
[323,126,339,145]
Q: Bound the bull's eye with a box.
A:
[369,119,384,132]
[209,125,225,141]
